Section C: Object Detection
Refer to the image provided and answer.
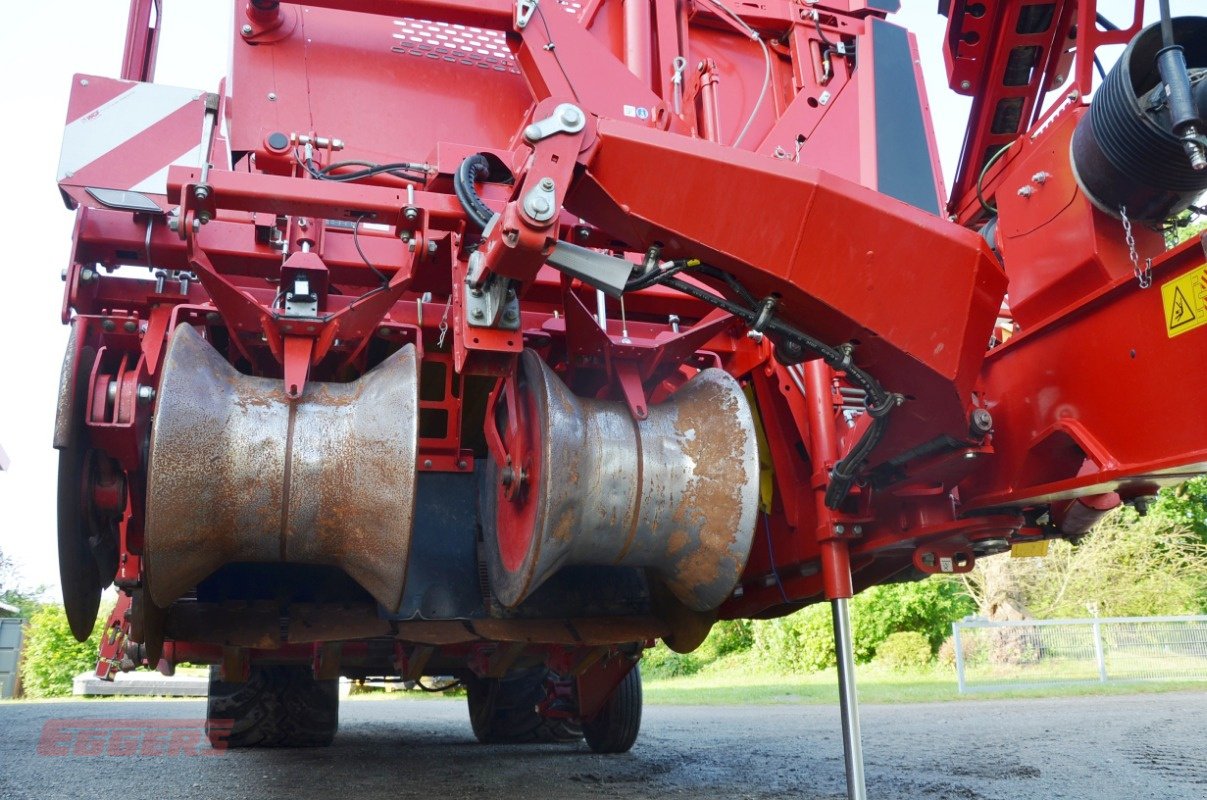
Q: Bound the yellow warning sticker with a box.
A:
[1011,540,1049,559]
[1161,263,1207,337]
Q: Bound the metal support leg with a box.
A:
[832,597,868,800]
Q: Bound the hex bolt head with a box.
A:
[404,207,419,221]
[193,185,210,201]
[834,524,845,535]
[1017,185,1034,198]
[81,268,96,283]
[427,240,438,255]
[969,408,993,436]
[241,23,254,36]
[539,177,555,191]
[267,92,278,101]
[576,227,590,241]
[137,385,156,405]
[959,80,972,90]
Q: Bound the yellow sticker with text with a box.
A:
[1161,263,1207,337]
[1010,540,1049,559]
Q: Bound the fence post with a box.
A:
[953,621,967,694]
[1091,617,1108,683]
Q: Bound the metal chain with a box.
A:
[435,296,453,349]
[1119,205,1152,289]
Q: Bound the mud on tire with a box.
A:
[465,668,583,744]
[206,665,339,748]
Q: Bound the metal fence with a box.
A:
[951,615,1207,693]
[0,617,24,698]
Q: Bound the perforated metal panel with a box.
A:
[0,618,24,698]
[390,3,583,74]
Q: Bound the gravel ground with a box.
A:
[1,692,1204,799]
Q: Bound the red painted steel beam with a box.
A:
[570,117,1008,460]
[121,0,161,82]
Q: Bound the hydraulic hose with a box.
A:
[454,154,494,231]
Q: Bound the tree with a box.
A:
[961,510,1207,620]
[0,546,44,619]
[20,605,106,698]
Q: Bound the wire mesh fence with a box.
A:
[951,615,1207,693]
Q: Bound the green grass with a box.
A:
[641,651,1207,705]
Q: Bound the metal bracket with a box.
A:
[545,241,632,297]
[521,178,558,223]
[515,0,537,30]
[284,276,319,317]
[523,103,586,143]
[465,262,522,330]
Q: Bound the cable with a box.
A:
[535,3,580,103]
[293,149,428,184]
[701,0,772,147]
[651,270,896,508]
[453,154,494,231]
[353,215,390,287]
[763,514,791,605]
[975,139,1018,216]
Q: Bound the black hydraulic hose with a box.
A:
[1095,12,1119,32]
[454,154,494,231]
[659,274,896,508]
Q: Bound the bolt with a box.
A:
[1031,171,1051,185]
[970,408,993,436]
[457,459,468,470]
[959,80,971,91]
[267,92,277,101]
[60,268,68,282]
[500,466,515,487]
[192,218,201,233]
[539,177,555,191]
[1017,185,1034,198]
[193,185,211,201]
[560,107,581,126]
[102,319,116,332]
[297,218,309,229]
[423,459,433,469]
[81,268,96,283]
[471,308,485,320]
[852,525,863,535]
[576,227,590,241]
[80,78,89,86]
[123,320,137,333]
[427,240,438,255]
[168,217,180,232]
[137,385,156,405]
[241,23,254,36]
[529,196,551,215]
[523,124,542,142]
[404,207,419,222]
[834,524,845,535]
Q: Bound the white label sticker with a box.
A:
[622,105,650,120]
[939,557,954,573]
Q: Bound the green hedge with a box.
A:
[20,605,105,698]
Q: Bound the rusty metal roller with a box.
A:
[144,324,419,612]
[484,350,760,612]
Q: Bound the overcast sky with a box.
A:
[0,0,1186,595]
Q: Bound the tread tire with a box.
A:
[206,665,338,748]
[582,663,641,754]
[466,668,583,744]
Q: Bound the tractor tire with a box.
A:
[465,668,583,744]
[582,663,642,754]
[206,665,339,748]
